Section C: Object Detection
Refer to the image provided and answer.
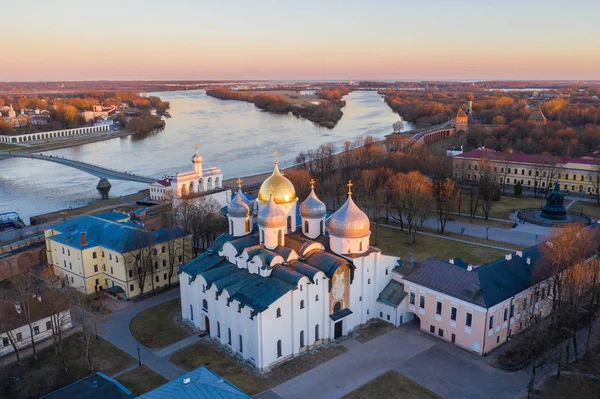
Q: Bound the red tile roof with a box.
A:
[456,149,600,167]
[0,291,70,332]
[155,179,172,187]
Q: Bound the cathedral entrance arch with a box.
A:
[205,316,210,334]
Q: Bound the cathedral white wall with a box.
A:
[229,216,252,237]
[260,226,285,250]
[302,218,324,240]
[329,234,370,256]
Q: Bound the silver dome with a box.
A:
[257,195,286,228]
[227,191,250,217]
[300,188,326,219]
[328,195,370,238]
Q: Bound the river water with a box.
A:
[0,90,411,223]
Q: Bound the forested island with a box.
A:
[206,86,350,128]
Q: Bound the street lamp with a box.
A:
[486,226,489,240]
[137,345,142,367]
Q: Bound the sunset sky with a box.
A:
[3,0,599,81]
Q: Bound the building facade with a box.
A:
[454,148,600,196]
[45,212,191,298]
[149,148,231,207]
[179,163,400,371]
[0,293,72,357]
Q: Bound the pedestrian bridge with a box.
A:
[0,152,156,184]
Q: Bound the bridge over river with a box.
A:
[0,152,156,184]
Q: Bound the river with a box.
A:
[0,90,412,223]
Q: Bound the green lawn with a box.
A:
[343,370,441,399]
[129,299,191,349]
[373,225,511,265]
[116,366,168,395]
[0,333,135,399]
[169,341,268,395]
[0,143,19,150]
[458,194,549,220]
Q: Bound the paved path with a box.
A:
[269,325,530,399]
[96,288,187,380]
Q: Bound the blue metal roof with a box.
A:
[40,372,134,399]
[48,215,188,253]
[137,366,249,399]
[93,211,130,222]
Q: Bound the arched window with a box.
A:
[315,294,319,302]
[287,216,292,233]
[277,340,282,358]
[315,324,320,341]
[277,230,283,246]
[260,230,264,243]
[320,220,324,234]
[228,328,232,345]
[230,220,234,235]
[190,304,194,321]
[245,218,250,232]
[300,300,305,310]
[202,299,208,311]
[334,301,342,313]
[276,308,281,318]
[300,330,305,348]
[359,241,363,251]
[92,251,97,259]
[217,322,221,338]
[239,335,243,353]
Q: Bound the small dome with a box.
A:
[191,151,203,164]
[258,163,296,204]
[328,195,370,238]
[300,188,326,219]
[257,195,286,228]
[228,191,250,217]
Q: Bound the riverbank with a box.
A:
[1,129,137,154]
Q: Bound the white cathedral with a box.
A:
[179,159,401,372]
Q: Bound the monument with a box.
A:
[540,182,567,220]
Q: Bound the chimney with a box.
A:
[516,251,523,258]
[81,232,87,246]
[449,259,455,265]
[15,302,21,314]
[183,378,191,385]
[467,265,473,272]
[37,295,42,302]
[505,254,512,261]
[526,257,531,265]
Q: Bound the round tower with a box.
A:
[257,193,286,249]
[191,145,203,175]
[227,181,254,237]
[299,179,326,239]
[328,181,370,255]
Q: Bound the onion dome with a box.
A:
[328,193,370,238]
[258,163,296,204]
[227,190,250,217]
[300,188,326,219]
[191,150,203,164]
[257,195,286,228]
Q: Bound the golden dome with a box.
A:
[258,163,296,204]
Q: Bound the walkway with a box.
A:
[0,152,155,184]
[96,288,187,380]
[268,325,530,399]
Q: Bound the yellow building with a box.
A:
[453,149,600,196]
[45,212,192,298]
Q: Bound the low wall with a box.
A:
[0,124,110,143]
[0,242,47,281]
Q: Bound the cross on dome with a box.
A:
[347,180,353,196]
[236,178,242,188]
[310,179,315,189]
[273,150,279,165]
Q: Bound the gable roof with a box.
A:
[0,291,70,332]
[377,280,406,307]
[137,366,249,399]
